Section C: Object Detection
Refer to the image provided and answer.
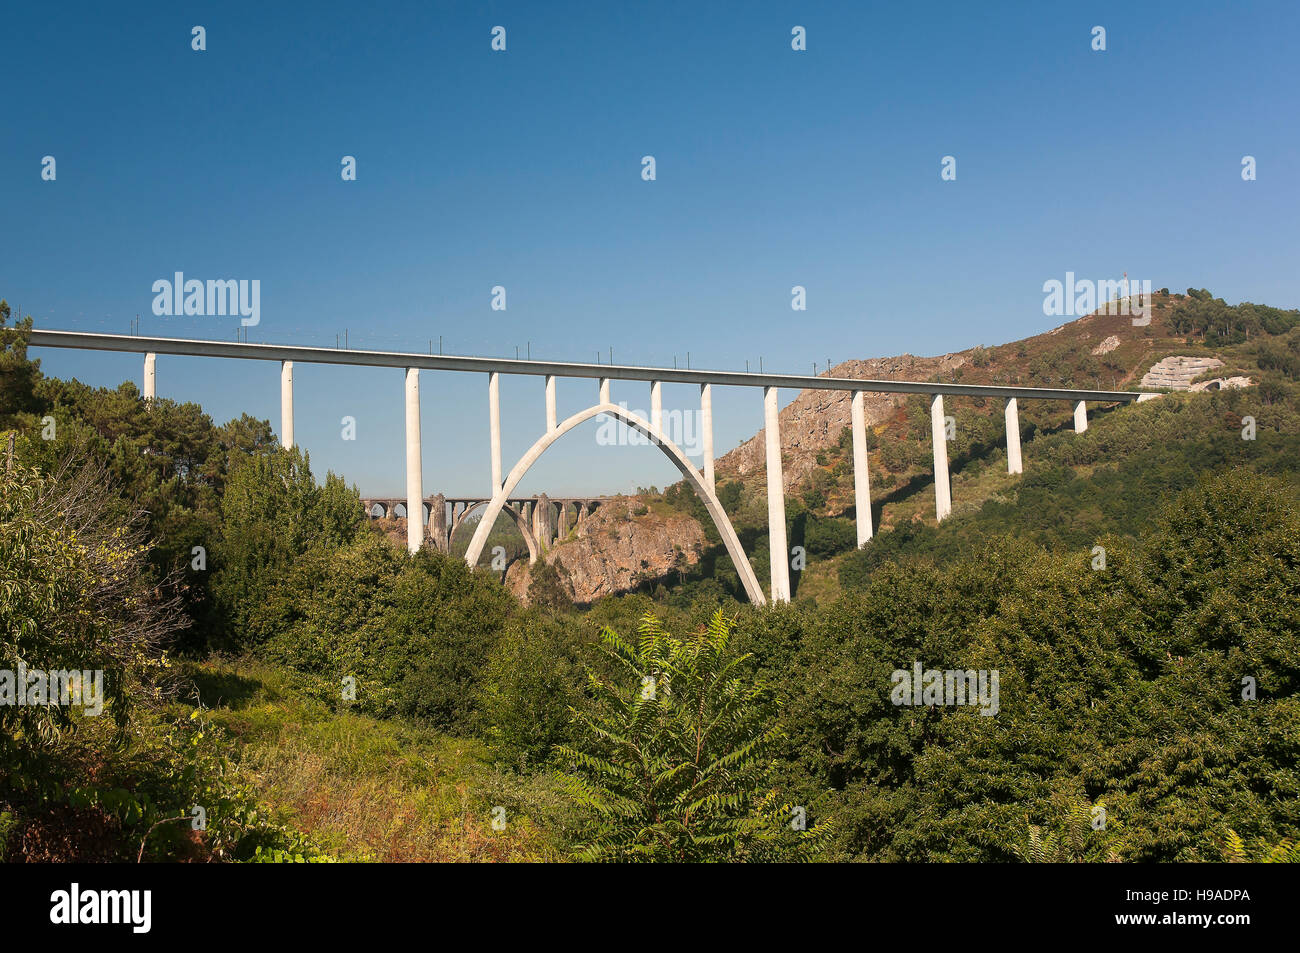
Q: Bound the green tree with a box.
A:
[477,611,590,767]
[0,453,182,762]
[0,301,40,426]
[558,611,829,861]
[211,446,361,647]
[528,557,574,612]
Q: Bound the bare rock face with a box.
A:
[1140,356,1224,390]
[1189,375,1253,392]
[714,353,965,492]
[507,498,706,605]
[1091,335,1121,355]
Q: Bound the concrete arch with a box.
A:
[464,402,765,605]
[453,499,541,564]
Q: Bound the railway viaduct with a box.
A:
[29,329,1152,606]
[359,494,611,561]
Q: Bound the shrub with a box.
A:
[477,612,590,767]
[558,611,830,861]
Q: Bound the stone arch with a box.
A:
[452,499,540,564]
[464,402,765,605]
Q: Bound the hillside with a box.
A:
[4,291,1298,865]
[522,290,1300,605]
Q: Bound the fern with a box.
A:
[557,610,831,862]
[1010,798,1121,862]
[1221,829,1300,863]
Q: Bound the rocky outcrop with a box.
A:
[714,352,966,492]
[1140,356,1224,390]
[1091,335,1121,355]
[505,498,705,605]
[1189,375,1253,392]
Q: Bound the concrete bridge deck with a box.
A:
[30,328,1152,604]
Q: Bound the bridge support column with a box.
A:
[651,380,662,435]
[599,377,610,404]
[404,368,423,554]
[764,386,791,603]
[488,372,502,490]
[1074,399,1088,433]
[930,394,952,522]
[1005,397,1023,474]
[700,383,715,493]
[280,361,294,449]
[545,375,557,433]
[430,493,448,553]
[850,390,873,546]
[533,494,556,550]
[557,502,570,539]
[143,353,156,401]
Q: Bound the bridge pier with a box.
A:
[280,360,294,449]
[1074,399,1088,433]
[405,368,423,554]
[651,380,662,435]
[430,493,448,552]
[533,494,557,550]
[764,386,791,603]
[546,375,557,433]
[143,353,156,401]
[599,377,610,404]
[701,383,715,493]
[1005,397,1023,474]
[930,393,952,521]
[850,390,873,546]
[489,372,502,490]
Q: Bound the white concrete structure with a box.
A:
[764,386,791,603]
[1004,396,1023,475]
[488,372,502,490]
[280,361,294,448]
[850,390,873,545]
[930,394,952,521]
[700,383,715,493]
[462,402,765,604]
[545,374,557,433]
[404,367,423,554]
[1074,399,1088,433]
[33,329,1148,606]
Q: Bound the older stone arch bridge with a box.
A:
[29,329,1153,606]
[360,494,612,560]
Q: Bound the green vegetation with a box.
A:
[2,291,1298,862]
[558,611,829,861]
[735,470,1300,861]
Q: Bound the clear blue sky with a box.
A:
[3,0,1297,496]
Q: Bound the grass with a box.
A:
[178,658,576,862]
